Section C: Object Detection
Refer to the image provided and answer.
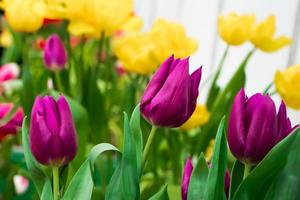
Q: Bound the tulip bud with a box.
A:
[181,159,231,200]
[181,159,193,200]
[30,95,77,166]
[140,55,202,127]
[228,89,295,165]
[43,34,67,71]
[0,103,23,141]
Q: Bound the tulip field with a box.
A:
[0,0,300,200]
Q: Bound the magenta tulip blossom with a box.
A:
[43,34,67,71]
[30,95,77,166]
[140,55,202,127]
[228,88,296,165]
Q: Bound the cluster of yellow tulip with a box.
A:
[113,19,198,75]
[218,12,291,52]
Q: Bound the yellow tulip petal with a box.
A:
[274,65,300,109]
[251,15,291,52]
[218,12,255,45]
[180,104,210,131]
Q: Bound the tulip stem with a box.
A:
[243,164,251,179]
[54,72,64,92]
[142,126,157,169]
[52,166,60,200]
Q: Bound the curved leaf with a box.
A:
[148,184,169,200]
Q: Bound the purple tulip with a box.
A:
[181,159,193,200]
[30,95,77,166]
[181,159,231,200]
[228,88,296,165]
[140,55,202,127]
[43,34,67,71]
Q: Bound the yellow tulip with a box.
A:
[113,19,197,75]
[275,65,300,109]
[250,15,292,52]
[4,0,43,32]
[120,15,143,32]
[150,19,198,63]
[180,104,210,131]
[0,28,12,48]
[112,32,158,75]
[218,12,255,45]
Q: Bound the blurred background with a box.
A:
[136,0,300,123]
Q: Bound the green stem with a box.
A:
[142,126,157,168]
[206,45,229,107]
[54,71,64,92]
[52,166,59,200]
[269,90,277,96]
[262,82,273,95]
[243,164,251,179]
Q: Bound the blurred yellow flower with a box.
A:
[120,15,143,33]
[113,32,157,75]
[113,19,197,75]
[205,139,215,161]
[218,12,255,45]
[4,0,43,32]
[180,104,210,131]
[0,29,12,47]
[275,65,300,109]
[150,19,198,63]
[250,15,292,52]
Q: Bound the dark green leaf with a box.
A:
[148,184,169,200]
[233,127,300,200]
[21,117,47,196]
[229,160,244,200]
[187,153,208,200]
[204,117,227,200]
[41,179,53,200]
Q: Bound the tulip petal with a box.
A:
[244,94,277,164]
[42,96,60,135]
[181,159,193,200]
[30,113,52,165]
[276,101,293,142]
[57,96,77,164]
[228,89,247,160]
[150,58,190,127]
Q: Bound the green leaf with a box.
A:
[41,179,53,200]
[130,104,143,177]
[105,113,140,200]
[232,127,300,200]
[148,185,169,200]
[188,153,209,200]
[229,160,244,200]
[62,143,119,200]
[21,117,47,196]
[204,117,227,200]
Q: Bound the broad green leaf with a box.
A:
[105,113,140,200]
[188,153,209,200]
[21,117,47,196]
[148,185,169,200]
[233,127,300,200]
[130,104,143,177]
[62,143,119,200]
[41,179,53,200]
[204,117,227,200]
[229,160,244,200]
